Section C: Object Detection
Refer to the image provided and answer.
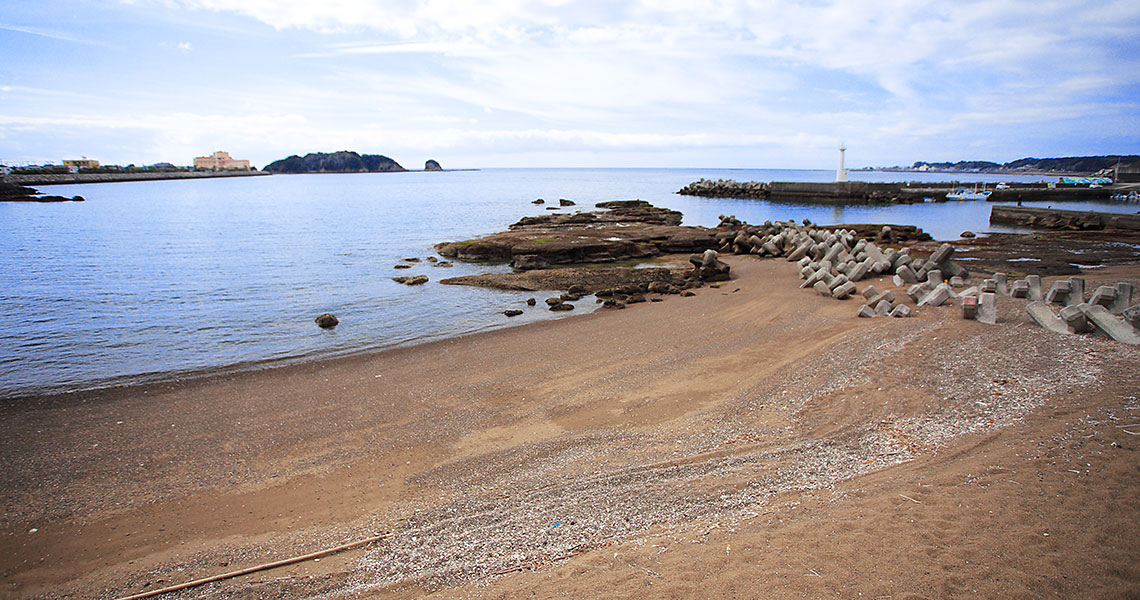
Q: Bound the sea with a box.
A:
[2,167,1135,399]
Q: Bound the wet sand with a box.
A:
[2,257,1139,599]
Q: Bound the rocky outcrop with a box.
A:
[435,200,711,270]
[263,151,406,174]
[425,159,443,171]
[0,181,84,203]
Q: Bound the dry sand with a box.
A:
[2,256,1139,599]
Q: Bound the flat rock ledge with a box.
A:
[434,200,715,270]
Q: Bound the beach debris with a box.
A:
[315,313,339,328]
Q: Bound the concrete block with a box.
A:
[950,275,966,288]
[787,240,813,261]
[910,259,926,274]
[823,243,843,264]
[862,285,880,300]
[895,264,918,284]
[1124,305,1140,328]
[800,265,815,279]
[918,283,953,307]
[832,281,857,299]
[942,261,966,279]
[866,290,896,308]
[926,269,943,286]
[1026,275,1043,301]
[961,295,978,320]
[980,278,997,293]
[1045,280,1070,305]
[797,256,812,270]
[813,280,832,297]
[889,304,913,318]
[1078,304,1140,344]
[1089,285,1117,308]
[891,253,912,271]
[1067,277,1086,306]
[1059,304,1090,333]
[1009,280,1029,298]
[1113,283,1135,314]
[1027,301,1070,335]
[978,292,997,324]
[828,274,850,291]
[993,272,1008,295]
[874,299,892,316]
[857,304,877,318]
[957,286,979,298]
[928,243,955,266]
[907,283,928,304]
[848,260,870,282]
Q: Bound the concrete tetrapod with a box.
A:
[1078,304,1140,345]
[1026,302,1070,335]
[977,292,997,325]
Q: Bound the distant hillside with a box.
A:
[263,151,406,174]
[909,155,1139,174]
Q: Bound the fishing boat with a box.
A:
[946,183,991,201]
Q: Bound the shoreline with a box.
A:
[3,255,1138,598]
[5,170,271,186]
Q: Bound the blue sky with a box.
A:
[1,0,1138,169]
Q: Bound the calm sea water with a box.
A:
[2,168,1134,398]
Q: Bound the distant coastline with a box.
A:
[6,170,270,186]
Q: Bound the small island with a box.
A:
[262,151,407,174]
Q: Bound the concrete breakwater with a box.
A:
[6,171,270,186]
[991,206,1140,231]
[678,178,1119,205]
[677,179,963,204]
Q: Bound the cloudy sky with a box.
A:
[1,0,1137,169]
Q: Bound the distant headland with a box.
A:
[868,155,1140,177]
[262,151,407,174]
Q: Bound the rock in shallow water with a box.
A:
[315,313,339,328]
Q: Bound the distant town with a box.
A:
[0,150,255,177]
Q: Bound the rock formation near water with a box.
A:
[262,151,406,174]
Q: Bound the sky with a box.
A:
[1,0,1138,170]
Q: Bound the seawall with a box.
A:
[6,171,271,186]
[991,205,1140,231]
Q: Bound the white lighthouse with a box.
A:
[836,143,848,182]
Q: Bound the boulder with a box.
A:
[315,313,339,328]
[503,309,523,317]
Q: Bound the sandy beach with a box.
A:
[3,255,1140,599]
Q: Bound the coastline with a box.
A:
[5,170,271,186]
[3,256,1139,598]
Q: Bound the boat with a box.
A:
[946,184,991,201]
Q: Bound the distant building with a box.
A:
[193,151,251,171]
[63,157,100,173]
